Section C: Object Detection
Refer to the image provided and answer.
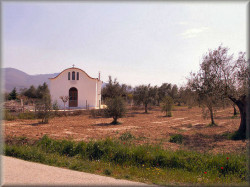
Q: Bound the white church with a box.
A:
[49,66,102,109]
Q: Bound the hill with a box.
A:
[3,68,59,93]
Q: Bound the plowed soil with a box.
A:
[4,106,246,154]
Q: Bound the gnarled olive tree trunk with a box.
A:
[229,95,246,135]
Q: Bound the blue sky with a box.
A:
[2,1,247,87]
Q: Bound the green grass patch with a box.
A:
[119,131,135,141]
[4,135,247,185]
[169,134,183,144]
[103,168,112,176]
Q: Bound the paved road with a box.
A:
[2,156,154,186]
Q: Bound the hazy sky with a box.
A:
[2,1,247,87]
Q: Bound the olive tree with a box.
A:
[157,83,172,105]
[161,96,174,117]
[105,96,126,124]
[102,76,123,101]
[188,45,249,138]
[224,51,249,138]
[133,84,154,113]
[188,69,223,126]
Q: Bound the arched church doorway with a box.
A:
[69,87,78,107]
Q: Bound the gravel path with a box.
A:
[2,156,154,186]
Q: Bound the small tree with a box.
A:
[105,96,126,124]
[22,85,37,99]
[157,83,172,105]
[133,84,154,113]
[41,93,51,124]
[35,82,51,124]
[161,96,174,117]
[188,53,225,126]
[60,96,69,111]
[8,88,18,100]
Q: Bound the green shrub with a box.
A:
[52,101,59,110]
[86,141,104,160]
[4,110,16,121]
[36,135,80,157]
[124,175,130,179]
[111,146,132,165]
[104,169,112,175]
[169,134,183,144]
[74,141,87,157]
[18,112,36,119]
[119,132,135,141]
[61,140,75,156]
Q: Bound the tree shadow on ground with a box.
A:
[172,108,188,111]
[125,113,136,118]
[88,116,105,119]
[91,123,121,127]
[23,122,47,126]
[215,115,239,120]
[192,124,206,129]
[157,115,172,118]
[183,134,214,152]
[129,111,146,114]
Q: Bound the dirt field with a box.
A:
[4,106,246,154]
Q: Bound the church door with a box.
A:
[69,87,78,107]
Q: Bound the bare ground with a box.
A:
[3,106,246,154]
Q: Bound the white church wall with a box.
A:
[49,68,102,109]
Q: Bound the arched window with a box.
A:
[77,72,79,80]
[72,71,75,80]
[68,72,70,80]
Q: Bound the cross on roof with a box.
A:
[72,64,75,68]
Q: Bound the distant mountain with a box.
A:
[3,68,59,93]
